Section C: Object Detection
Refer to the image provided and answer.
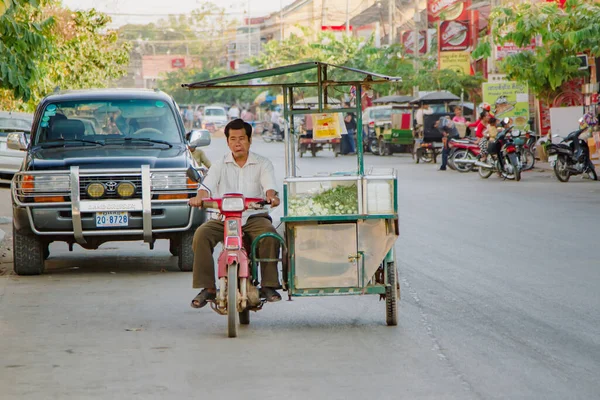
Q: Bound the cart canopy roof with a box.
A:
[409,91,460,104]
[182,61,402,89]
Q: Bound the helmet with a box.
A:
[479,102,492,112]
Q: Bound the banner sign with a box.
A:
[313,113,344,139]
[402,31,428,54]
[439,51,472,74]
[439,20,470,51]
[496,39,536,61]
[482,82,530,129]
[428,0,471,23]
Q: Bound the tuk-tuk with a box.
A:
[366,95,415,156]
[409,91,460,163]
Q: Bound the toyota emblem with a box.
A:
[105,181,118,192]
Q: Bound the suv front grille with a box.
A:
[79,175,142,200]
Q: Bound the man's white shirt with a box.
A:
[201,151,278,224]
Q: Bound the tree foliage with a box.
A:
[250,29,482,101]
[0,0,130,111]
[118,4,234,70]
[0,0,54,102]
[157,67,261,106]
[473,0,600,101]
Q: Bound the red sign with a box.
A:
[496,39,536,61]
[402,31,427,54]
[428,0,471,23]
[171,58,185,69]
[322,25,353,31]
[439,20,470,51]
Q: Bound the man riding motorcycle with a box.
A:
[188,118,282,308]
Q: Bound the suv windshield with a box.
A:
[205,108,225,116]
[34,99,182,145]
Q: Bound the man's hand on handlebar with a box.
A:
[265,190,280,208]
[189,189,209,208]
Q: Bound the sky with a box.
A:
[62,0,297,28]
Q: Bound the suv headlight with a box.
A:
[30,175,70,192]
[151,173,187,190]
[221,197,244,211]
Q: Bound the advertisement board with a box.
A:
[439,20,470,52]
[313,113,345,140]
[402,31,428,54]
[439,51,472,74]
[482,82,530,129]
[428,0,471,23]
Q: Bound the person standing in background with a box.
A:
[227,104,240,121]
[343,111,357,155]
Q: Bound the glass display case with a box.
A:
[283,170,397,218]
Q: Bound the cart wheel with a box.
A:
[385,261,399,326]
[239,309,250,325]
[311,147,317,157]
[299,151,304,158]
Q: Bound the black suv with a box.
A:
[8,89,210,275]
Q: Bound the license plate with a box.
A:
[548,155,558,162]
[96,211,129,227]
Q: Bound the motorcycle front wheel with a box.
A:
[478,165,494,179]
[522,149,535,171]
[261,131,273,143]
[452,149,475,173]
[227,264,239,338]
[509,153,521,182]
[587,161,598,181]
[554,155,570,182]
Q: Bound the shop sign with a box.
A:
[171,58,185,68]
[482,81,530,130]
[439,51,472,75]
[402,31,427,54]
[496,40,536,61]
[439,20,470,52]
[428,0,471,22]
[313,113,344,139]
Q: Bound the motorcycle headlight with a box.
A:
[221,197,244,212]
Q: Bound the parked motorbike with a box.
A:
[515,129,537,171]
[448,137,481,173]
[261,119,284,143]
[475,127,523,181]
[545,122,597,182]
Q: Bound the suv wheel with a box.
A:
[176,229,195,272]
[13,225,45,276]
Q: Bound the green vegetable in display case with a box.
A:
[288,183,358,216]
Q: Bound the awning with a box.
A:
[410,91,460,104]
[182,61,401,89]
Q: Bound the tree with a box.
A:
[473,0,600,104]
[251,29,482,103]
[157,67,261,106]
[0,0,131,111]
[0,0,54,102]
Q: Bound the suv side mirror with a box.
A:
[186,166,202,183]
[7,132,29,151]
[188,129,211,148]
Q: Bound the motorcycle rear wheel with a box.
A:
[227,264,239,338]
[261,131,273,143]
[554,156,570,182]
[522,149,535,171]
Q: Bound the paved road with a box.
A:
[1,138,599,400]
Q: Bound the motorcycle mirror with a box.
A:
[503,117,510,125]
[186,166,202,183]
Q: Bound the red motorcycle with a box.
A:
[449,137,481,172]
[187,169,286,338]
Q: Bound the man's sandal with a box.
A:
[260,287,282,302]
[190,289,216,309]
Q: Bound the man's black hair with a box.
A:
[225,118,252,140]
[480,110,489,119]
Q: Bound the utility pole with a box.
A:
[389,0,394,45]
[413,0,420,97]
[280,0,284,40]
[321,0,327,29]
[346,0,350,35]
[248,0,252,58]
[487,0,498,76]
